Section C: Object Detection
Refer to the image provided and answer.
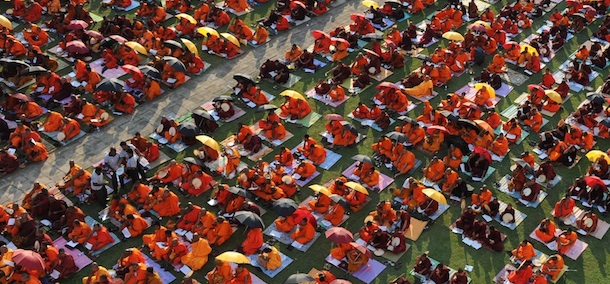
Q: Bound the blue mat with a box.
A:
[247,245,294,278]
[291,142,342,170]
[143,255,177,283]
[84,216,121,256]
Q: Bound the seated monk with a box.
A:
[279,97,312,120]
[557,229,578,255]
[85,224,115,253]
[303,143,326,165]
[67,220,92,244]
[252,24,269,45]
[58,161,91,196]
[440,168,460,193]
[182,170,214,197]
[240,228,263,255]
[324,200,346,226]
[294,161,316,180]
[490,133,509,157]
[422,130,444,153]
[577,211,598,234]
[242,85,269,106]
[488,53,506,73]
[206,216,233,246]
[58,117,81,141]
[330,126,358,148]
[225,0,249,12]
[262,121,287,141]
[535,218,557,243]
[291,218,315,244]
[176,203,202,231]
[181,233,211,271]
[80,102,110,128]
[150,160,184,185]
[23,24,49,47]
[423,157,445,182]
[542,255,565,281]
[353,163,380,188]
[151,189,181,217]
[42,111,64,132]
[403,76,433,98]
[274,215,295,232]
[331,243,352,260]
[443,144,462,169]
[285,44,303,63]
[308,192,331,214]
[122,213,149,238]
[502,118,522,143]
[511,240,536,262]
[274,147,294,167]
[257,247,282,270]
[393,147,416,177]
[142,221,167,250]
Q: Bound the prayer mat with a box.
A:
[52,237,93,270]
[372,19,395,31]
[247,145,273,161]
[404,218,428,241]
[294,112,322,127]
[354,238,411,262]
[89,59,128,79]
[449,222,506,251]
[330,0,347,7]
[243,91,275,108]
[428,203,450,220]
[497,175,548,208]
[325,255,387,284]
[489,201,526,230]
[538,174,562,189]
[294,171,320,187]
[84,216,120,256]
[397,13,411,22]
[291,142,342,170]
[289,16,312,26]
[590,220,610,240]
[305,88,349,107]
[247,245,294,278]
[40,130,86,147]
[89,13,104,23]
[411,257,472,283]
[528,227,588,260]
[566,155,582,169]
[491,149,509,162]
[456,84,502,107]
[0,235,17,250]
[461,0,491,11]
[347,113,395,132]
[496,82,516,96]
[280,74,302,88]
[248,37,271,48]
[372,68,394,81]
[216,2,254,16]
[40,138,58,155]
[142,255,177,283]
[551,207,610,240]
[496,68,530,86]
[342,162,394,192]
[264,223,295,245]
[493,264,517,284]
[200,101,246,123]
[460,165,496,183]
[340,77,372,94]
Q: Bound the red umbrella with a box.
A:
[291,1,306,9]
[9,93,31,102]
[325,227,354,244]
[292,208,317,228]
[331,37,349,46]
[351,13,366,21]
[363,48,380,57]
[473,146,492,163]
[85,30,104,40]
[109,34,127,44]
[467,23,487,32]
[66,40,89,54]
[12,249,45,271]
[67,20,89,30]
[121,64,142,76]
[502,41,519,49]
[312,30,329,39]
[349,242,372,258]
[584,176,607,189]
[426,125,448,135]
[376,82,399,90]
[324,114,344,121]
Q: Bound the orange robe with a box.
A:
[275,216,295,232]
[511,243,536,262]
[535,221,557,243]
[206,221,233,245]
[127,215,149,237]
[68,223,92,244]
[241,228,264,255]
[444,147,463,169]
[557,232,577,255]
[181,238,212,271]
[291,222,315,244]
[423,160,445,182]
[152,192,180,217]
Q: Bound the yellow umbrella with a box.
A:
[309,184,332,196]
[125,41,148,55]
[221,33,240,47]
[422,188,448,205]
[586,150,610,163]
[473,20,491,29]
[520,44,539,56]
[180,38,198,55]
[195,135,221,152]
[345,181,369,195]
[0,15,12,30]
[442,31,464,42]
[280,90,306,101]
[361,0,379,9]
[215,251,250,264]
[544,90,562,103]
[176,13,196,24]
[196,27,219,38]
[474,83,496,98]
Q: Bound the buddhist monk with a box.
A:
[82,263,110,284]
[240,228,264,255]
[511,240,536,262]
[535,218,557,243]
[151,189,180,217]
[541,254,564,281]
[423,157,445,182]
[291,218,315,245]
[68,220,92,244]
[122,214,148,238]
[443,144,462,169]
[557,229,578,255]
[179,233,211,271]
[207,260,234,284]
[85,224,114,253]
[207,217,233,246]
[257,246,282,270]
[274,215,295,232]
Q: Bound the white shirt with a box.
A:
[125,155,138,169]
[103,153,121,170]
[119,144,138,159]
[90,171,105,191]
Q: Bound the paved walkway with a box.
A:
[1,3,362,204]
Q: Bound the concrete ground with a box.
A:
[1,3,361,204]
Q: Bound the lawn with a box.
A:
[2,0,609,283]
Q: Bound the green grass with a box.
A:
[2,0,610,283]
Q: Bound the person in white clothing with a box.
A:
[90,166,107,207]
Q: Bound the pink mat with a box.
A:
[324,255,386,284]
[294,170,321,187]
[455,84,502,107]
[591,220,610,240]
[341,162,394,192]
[304,88,349,107]
[200,101,247,123]
[529,227,588,260]
[89,58,127,79]
[52,237,93,270]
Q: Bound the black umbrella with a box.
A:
[385,131,407,143]
[21,66,47,76]
[96,78,125,92]
[511,158,534,175]
[284,274,315,284]
[183,157,201,166]
[227,186,251,198]
[352,154,373,164]
[601,119,610,127]
[457,119,480,133]
[586,92,604,104]
[162,56,187,72]
[444,135,470,154]
[164,40,184,50]
[0,59,30,68]
[272,198,298,217]
[384,0,402,7]
[213,96,234,102]
[340,121,358,134]
[440,110,459,121]
[178,122,199,137]
[361,34,384,40]
[99,37,119,48]
[193,108,213,121]
[233,73,256,85]
[329,194,348,207]
[138,65,161,79]
[257,104,278,112]
[397,115,418,125]
[234,211,265,228]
